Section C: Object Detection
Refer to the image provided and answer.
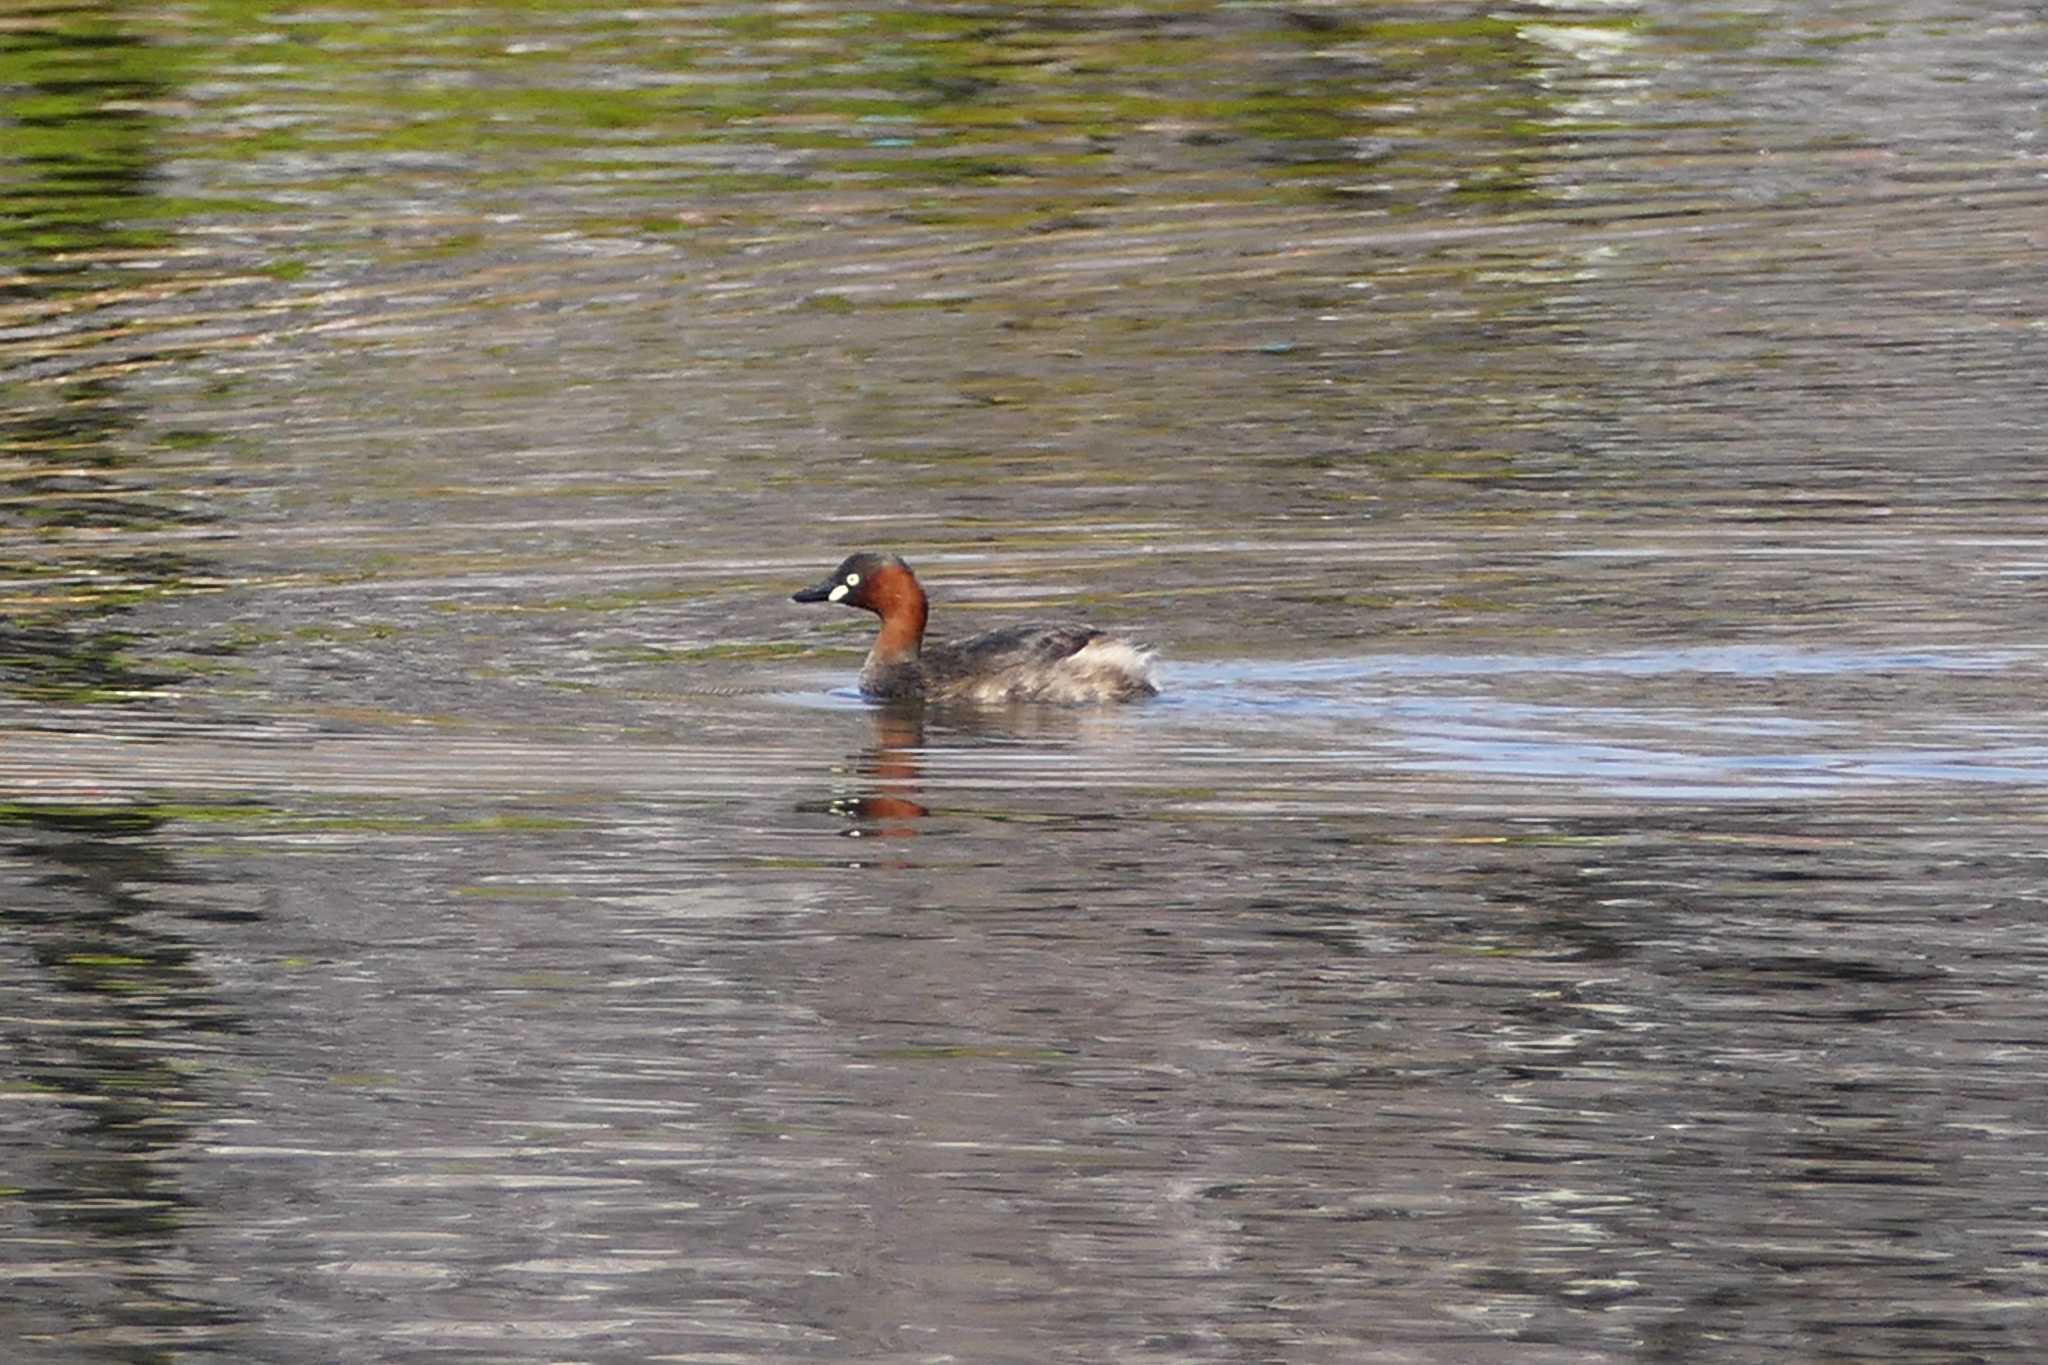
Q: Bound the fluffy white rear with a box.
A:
[950,637,1158,705]
[1066,638,1159,699]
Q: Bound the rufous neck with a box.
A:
[870,573,928,662]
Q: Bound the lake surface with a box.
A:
[5,2,2048,1360]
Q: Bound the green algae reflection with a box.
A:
[0,10,217,704]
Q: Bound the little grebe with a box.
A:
[793,552,1158,704]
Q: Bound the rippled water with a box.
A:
[5,1,2048,1361]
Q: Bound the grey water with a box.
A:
[5,2,2048,1361]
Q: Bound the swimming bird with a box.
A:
[792,552,1158,704]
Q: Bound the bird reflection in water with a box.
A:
[804,699,1144,844]
[819,704,929,838]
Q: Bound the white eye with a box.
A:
[844,572,861,586]
[827,583,849,602]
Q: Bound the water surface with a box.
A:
[5,2,2048,1360]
